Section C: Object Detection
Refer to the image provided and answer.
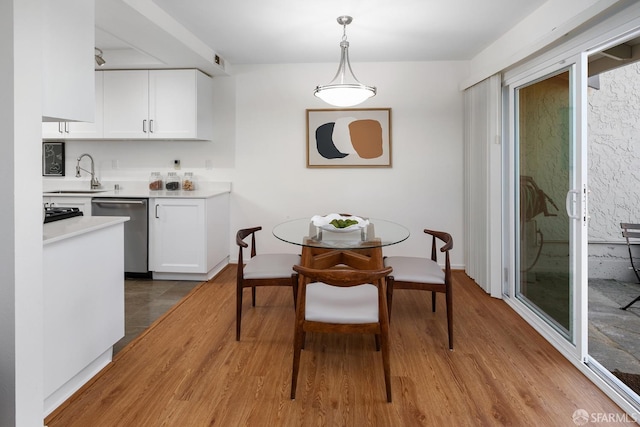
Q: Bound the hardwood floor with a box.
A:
[45,267,624,426]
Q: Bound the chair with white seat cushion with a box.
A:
[236,226,300,341]
[384,229,453,349]
[291,262,394,402]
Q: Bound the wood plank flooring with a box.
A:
[45,267,625,426]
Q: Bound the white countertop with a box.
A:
[43,216,129,245]
[43,181,231,199]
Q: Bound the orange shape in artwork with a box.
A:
[348,120,383,159]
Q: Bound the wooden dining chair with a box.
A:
[236,226,300,341]
[384,229,454,350]
[291,259,394,402]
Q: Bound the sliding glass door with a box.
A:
[516,69,574,337]
[506,56,588,357]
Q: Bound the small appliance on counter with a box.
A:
[43,207,84,223]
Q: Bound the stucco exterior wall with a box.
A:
[588,62,640,280]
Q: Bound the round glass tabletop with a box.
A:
[273,217,410,250]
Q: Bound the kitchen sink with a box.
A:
[44,190,108,194]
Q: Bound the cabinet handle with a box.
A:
[155,204,159,218]
[58,122,63,134]
[64,122,69,133]
[143,119,147,133]
[149,119,154,133]
[93,199,146,205]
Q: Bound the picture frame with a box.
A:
[306,108,392,168]
[42,142,65,176]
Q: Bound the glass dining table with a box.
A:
[273,217,410,270]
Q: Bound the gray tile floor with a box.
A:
[113,278,201,354]
[589,279,640,375]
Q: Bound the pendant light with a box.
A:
[314,16,376,107]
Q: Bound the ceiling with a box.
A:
[95,0,548,75]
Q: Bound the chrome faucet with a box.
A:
[76,153,101,189]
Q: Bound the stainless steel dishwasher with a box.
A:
[91,198,149,275]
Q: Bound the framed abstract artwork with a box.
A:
[42,141,65,176]
[306,108,392,168]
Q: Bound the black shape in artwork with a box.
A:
[315,123,348,159]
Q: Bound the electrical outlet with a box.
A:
[112,159,119,169]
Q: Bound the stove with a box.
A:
[44,207,84,223]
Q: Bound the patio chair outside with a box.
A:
[620,222,640,310]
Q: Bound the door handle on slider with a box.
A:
[565,189,580,219]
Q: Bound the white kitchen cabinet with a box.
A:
[149,193,229,280]
[43,196,92,215]
[43,72,104,140]
[42,0,94,122]
[103,69,213,140]
[42,121,66,139]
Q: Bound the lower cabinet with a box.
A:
[43,221,125,416]
[149,193,229,280]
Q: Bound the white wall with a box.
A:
[2,0,45,424]
[233,62,467,263]
[49,61,468,267]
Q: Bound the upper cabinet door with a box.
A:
[66,71,104,139]
[42,0,94,122]
[42,72,104,140]
[103,70,150,139]
[86,69,213,141]
[148,70,197,139]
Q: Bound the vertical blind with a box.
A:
[463,73,502,297]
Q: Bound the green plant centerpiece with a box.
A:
[329,218,359,228]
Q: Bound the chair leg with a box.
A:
[236,284,243,341]
[251,285,256,307]
[291,274,298,308]
[621,295,640,311]
[432,291,436,312]
[380,325,392,402]
[386,277,394,322]
[291,326,304,399]
[446,287,453,350]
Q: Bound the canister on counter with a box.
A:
[148,172,163,191]
[165,172,181,191]
[182,172,196,191]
